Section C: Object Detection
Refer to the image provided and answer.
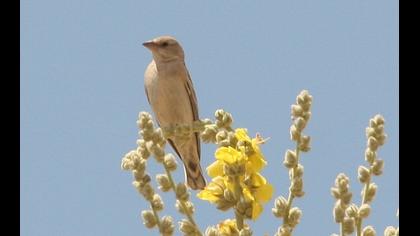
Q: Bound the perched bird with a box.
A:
[142,36,206,190]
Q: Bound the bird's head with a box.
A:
[143,36,185,62]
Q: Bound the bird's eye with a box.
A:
[161,42,169,47]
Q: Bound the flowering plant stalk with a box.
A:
[271,90,312,236]
[122,112,201,236]
[121,90,397,236]
[197,118,274,235]
[384,209,399,236]
[331,115,388,236]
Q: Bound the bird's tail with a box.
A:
[184,163,206,190]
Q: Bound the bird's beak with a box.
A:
[142,40,157,50]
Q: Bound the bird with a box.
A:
[142,36,206,190]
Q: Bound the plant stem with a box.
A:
[361,175,371,205]
[150,201,163,233]
[357,168,371,236]
[284,142,300,226]
[234,175,244,231]
[235,211,244,231]
[163,164,202,235]
[356,217,362,236]
[340,222,345,236]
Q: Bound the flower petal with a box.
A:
[255,183,274,203]
[251,201,263,220]
[197,177,227,203]
[242,185,255,202]
[215,147,241,164]
[207,160,224,178]
[246,153,267,173]
[249,173,267,188]
[197,189,219,202]
[235,128,251,142]
[218,219,238,235]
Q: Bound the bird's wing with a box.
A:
[184,63,201,158]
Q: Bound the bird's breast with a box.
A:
[148,63,194,126]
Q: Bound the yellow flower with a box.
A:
[200,128,274,220]
[207,129,268,178]
[207,160,224,178]
[253,180,274,204]
[215,146,246,165]
[247,172,266,188]
[247,173,274,202]
[217,219,239,236]
[235,128,251,142]
[243,173,274,220]
[197,176,226,203]
[235,128,267,173]
[252,201,263,220]
[207,146,246,178]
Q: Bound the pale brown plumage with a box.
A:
[143,36,206,190]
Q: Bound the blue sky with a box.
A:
[21,1,398,235]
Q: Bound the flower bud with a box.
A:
[179,219,197,234]
[133,169,145,182]
[121,151,137,170]
[295,164,304,178]
[371,159,384,176]
[364,183,377,203]
[362,225,376,236]
[156,174,172,192]
[140,174,152,185]
[331,187,340,199]
[376,135,386,147]
[288,207,302,227]
[239,228,253,236]
[291,104,303,118]
[333,202,345,223]
[205,226,218,236]
[216,130,228,144]
[299,135,311,152]
[367,137,379,152]
[152,128,165,145]
[176,200,195,215]
[139,183,154,201]
[141,210,156,228]
[290,125,301,141]
[290,177,304,197]
[224,189,236,202]
[215,110,233,129]
[283,150,297,169]
[342,217,355,234]
[345,204,358,218]
[201,124,218,143]
[151,194,164,211]
[335,173,350,194]
[341,192,352,205]
[160,216,175,235]
[384,226,398,236]
[164,154,177,171]
[151,144,165,162]
[294,117,306,131]
[272,196,288,218]
[359,204,371,219]
[358,166,370,183]
[364,148,376,164]
[176,183,189,201]
[276,225,292,236]
[373,115,385,126]
[302,111,311,121]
